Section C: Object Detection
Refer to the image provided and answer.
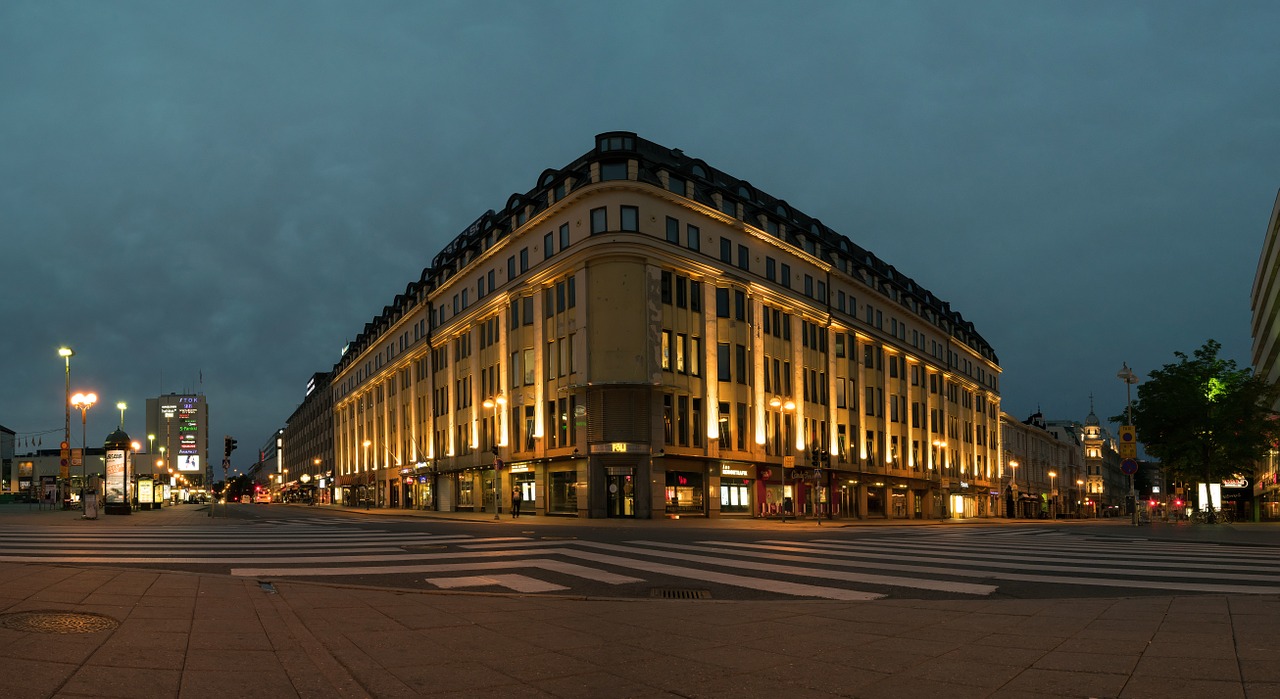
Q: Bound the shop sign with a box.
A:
[590,442,647,454]
[1223,477,1249,489]
[606,466,634,475]
[959,481,970,489]
[509,464,531,473]
[722,467,751,478]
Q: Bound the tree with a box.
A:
[1118,340,1280,515]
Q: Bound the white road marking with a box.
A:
[427,574,568,593]
[230,557,642,584]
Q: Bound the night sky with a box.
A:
[3,1,1277,473]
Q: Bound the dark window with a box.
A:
[719,237,732,263]
[522,297,533,325]
[661,271,673,305]
[781,263,791,288]
[804,274,813,297]
[766,257,776,282]
[666,216,680,243]
[737,244,749,271]
[687,225,700,251]
[507,256,516,280]
[520,248,529,273]
[590,207,607,234]
[676,275,687,308]
[559,223,570,250]
[600,161,627,181]
[735,344,747,385]
[717,343,731,382]
[567,276,576,308]
[690,281,702,313]
[667,174,685,195]
[544,232,554,259]
[620,205,639,232]
[734,289,746,321]
[715,288,729,318]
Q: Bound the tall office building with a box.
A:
[1251,189,1280,517]
[330,132,1002,520]
[145,394,209,491]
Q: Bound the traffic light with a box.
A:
[223,436,238,459]
[810,448,820,468]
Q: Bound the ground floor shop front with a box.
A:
[334,456,1001,520]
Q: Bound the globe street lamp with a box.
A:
[482,395,506,521]
[71,392,96,506]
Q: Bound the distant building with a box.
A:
[1046,409,1127,516]
[279,372,335,503]
[325,132,1003,520]
[0,424,14,492]
[1001,411,1082,518]
[1250,189,1280,518]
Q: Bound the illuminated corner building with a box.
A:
[144,394,208,494]
[329,132,1002,520]
[1250,188,1280,518]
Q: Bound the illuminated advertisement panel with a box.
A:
[178,455,200,472]
[106,449,126,503]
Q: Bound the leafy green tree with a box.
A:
[1117,340,1280,513]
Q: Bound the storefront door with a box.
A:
[606,474,635,517]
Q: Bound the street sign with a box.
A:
[1121,458,1138,475]
[782,455,795,468]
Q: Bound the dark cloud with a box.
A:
[3,1,1278,468]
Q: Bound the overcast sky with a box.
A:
[3,1,1277,473]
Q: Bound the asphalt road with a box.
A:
[5,502,1280,603]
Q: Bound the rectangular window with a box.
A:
[507,256,516,280]
[523,348,534,385]
[661,271,673,304]
[736,402,747,451]
[510,298,519,330]
[766,257,776,282]
[666,216,680,243]
[734,289,746,321]
[663,395,674,445]
[559,223,570,251]
[719,237,732,263]
[781,263,791,288]
[687,224,700,251]
[690,281,702,312]
[715,288,730,318]
[677,395,689,447]
[717,343,731,382]
[804,274,813,297]
[544,232,554,259]
[620,205,639,231]
[690,337,701,376]
[737,244,749,271]
[735,344,747,385]
[590,207,607,234]
[520,248,529,273]
[676,333,687,373]
[661,330,672,371]
[522,296,533,325]
[676,275,687,308]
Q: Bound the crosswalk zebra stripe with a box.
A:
[229,558,642,585]
[739,540,1280,594]
[553,548,881,601]
[427,574,568,594]
[796,539,1280,574]
[570,537,988,594]
[617,540,996,595]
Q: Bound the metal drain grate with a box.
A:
[0,610,119,634]
[650,588,712,600]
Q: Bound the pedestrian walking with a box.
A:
[511,486,523,518]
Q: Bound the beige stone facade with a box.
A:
[328,132,1002,519]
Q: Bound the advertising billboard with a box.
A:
[106,449,126,503]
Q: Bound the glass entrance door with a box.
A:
[606,474,635,517]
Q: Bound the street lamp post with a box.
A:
[362,440,372,509]
[770,398,796,522]
[1118,362,1139,526]
[59,347,73,507]
[71,392,96,506]
[482,395,506,521]
[1048,470,1057,519]
[1008,458,1019,518]
[1076,478,1085,517]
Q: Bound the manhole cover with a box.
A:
[0,611,119,634]
[650,588,712,600]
